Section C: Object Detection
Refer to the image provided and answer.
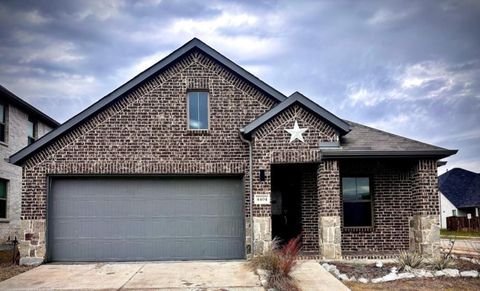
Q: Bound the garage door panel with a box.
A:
[48,177,245,261]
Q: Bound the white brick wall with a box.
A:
[0,104,53,242]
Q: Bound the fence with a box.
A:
[446,216,480,231]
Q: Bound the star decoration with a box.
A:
[285,120,308,143]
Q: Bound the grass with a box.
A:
[440,229,480,238]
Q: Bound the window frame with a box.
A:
[27,115,38,145]
[452,209,457,217]
[0,102,7,144]
[0,179,7,220]
[186,90,210,131]
[341,176,374,228]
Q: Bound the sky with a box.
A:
[0,0,479,174]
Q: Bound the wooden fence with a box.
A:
[446,216,480,231]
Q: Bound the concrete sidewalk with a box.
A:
[0,260,348,290]
[0,261,263,290]
[293,261,350,291]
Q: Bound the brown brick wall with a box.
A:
[318,160,341,217]
[21,50,277,221]
[301,169,319,252]
[251,105,337,218]
[339,159,437,253]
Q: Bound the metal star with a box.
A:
[285,120,308,143]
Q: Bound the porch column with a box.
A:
[409,159,440,257]
[317,160,342,259]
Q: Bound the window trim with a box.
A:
[27,116,38,145]
[0,102,7,144]
[186,90,210,131]
[0,179,8,220]
[341,176,374,228]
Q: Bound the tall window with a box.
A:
[342,177,372,227]
[0,103,5,143]
[27,116,37,145]
[0,180,6,219]
[188,91,209,130]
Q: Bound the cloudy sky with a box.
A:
[0,0,479,173]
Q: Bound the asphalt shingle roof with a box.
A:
[439,168,480,208]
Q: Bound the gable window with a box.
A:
[188,91,209,130]
[452,210,457,216]
[0,180,6,219]
[0,103,5,143]
[342,177,372,227]
[27,116,37,145]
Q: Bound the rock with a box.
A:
[381,272,399,282]
[443,268,460,277]
[321,263,331,271]
[19,257,43,266]
[390,267,398,273]
[358,277,369,283]
[338,274,349,281]
[376,261,383,268]
[397,272,415,279]
[434,271,445,277]
[460,270,479,277]
[412,269,426,277]
[349,276,357,281]
[424,271,434,278]
[371,277,384,283]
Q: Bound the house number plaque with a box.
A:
[254,194,270,205]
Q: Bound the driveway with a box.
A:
[0,261,263,290]
[0,260,349,291]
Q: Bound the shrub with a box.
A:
[395,251,424,271]
[250,235,302,291]
[429,255,454,270]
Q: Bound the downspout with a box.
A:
[239,130,254,255]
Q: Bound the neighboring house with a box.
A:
[0,85,59,243]
[9,38,456,264]
[439,168,480,229]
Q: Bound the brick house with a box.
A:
[1,85,59,245]
[9,39,456,264]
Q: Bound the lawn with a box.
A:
[345,277,480,291]
[0,263,35,282]
[441,229,480,238]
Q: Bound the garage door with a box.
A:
[48,177,245,261]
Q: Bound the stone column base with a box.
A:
[253,216,272,255]
[319,216,341,259]
[409,214,440,257]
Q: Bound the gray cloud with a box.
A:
[0,0,479,173]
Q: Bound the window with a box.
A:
[342,177,372,227]
[0,180,6,219]
[27,116,37,145]
[188,91,209,130]
[0,103,5,143]
[452,210,457,216]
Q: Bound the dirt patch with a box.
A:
[453,259,480,271]
[333,262,396,280]
[0,263,35,282]
[345,277,480,291]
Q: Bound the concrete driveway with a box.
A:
[0,261,264,290]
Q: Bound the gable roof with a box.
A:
[0,85,59,128]
[9,38,286,165]
[439,168,480,208]
[241,91,351,136]
[321,121,457,159]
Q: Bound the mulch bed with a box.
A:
[333,262,396,280]
[345,277,480,291]
[0,263,35,282]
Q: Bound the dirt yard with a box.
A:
[345,277,480,291]
[0,263,35,282]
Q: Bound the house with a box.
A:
[439,168,480,228]
[0,85,59,244]
[9,38,456,264]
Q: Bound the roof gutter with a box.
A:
[321,149,458,159]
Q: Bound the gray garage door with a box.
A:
[48,177,245,262]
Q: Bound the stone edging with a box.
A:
[321,262,479,283]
